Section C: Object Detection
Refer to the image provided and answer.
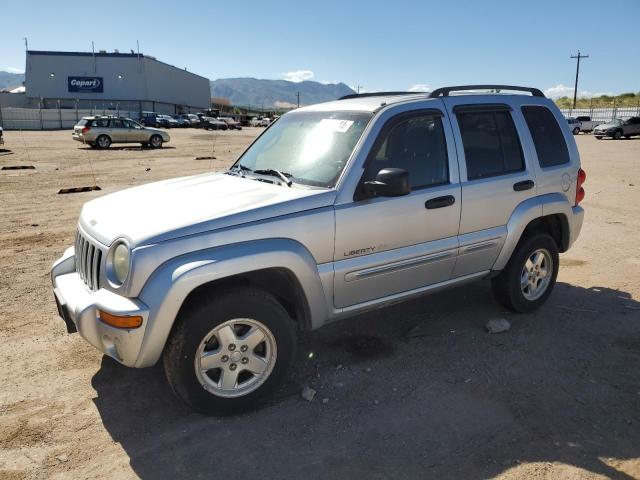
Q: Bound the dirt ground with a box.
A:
[0,128,638,480]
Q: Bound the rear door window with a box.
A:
[456,108,525,180]
[521,106,570,167]
[109,119,124,129]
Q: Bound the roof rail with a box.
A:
[428,85,545,98]
[339,91,422,100]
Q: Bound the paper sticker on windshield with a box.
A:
[319,119,354,133]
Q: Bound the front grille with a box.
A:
[74,230,103,291]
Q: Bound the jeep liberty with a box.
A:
[52,85,585,414]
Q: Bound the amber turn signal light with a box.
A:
[99,310,143,329]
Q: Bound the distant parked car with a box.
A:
[173,115,190,128]
[0,126,3,146]
[249,117,270,127]
[593,117,640,140]
[567,117,582,135]
[178,114,200,127]
[140,111,162,127]
[219,116,242,130]
[157,115,179,128]
[574,115,601,133]
[72,116,170,149]
[202,117,228,130]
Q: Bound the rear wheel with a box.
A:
[613,130,623,140]
[491,232,559,313]
[96,135,111,149]
[150,134,163,148]
[163,287,297,415]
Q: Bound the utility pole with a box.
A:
[356,85,362,94]
[570,51,589,109]
[296,91,300,108]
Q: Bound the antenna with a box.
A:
[23,37,28,51]
[91,41,96,72]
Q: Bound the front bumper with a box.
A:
[51,248,150,367]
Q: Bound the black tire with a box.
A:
[572,127,580,135]
[163,287,297,415]
[595,136,602,140]
[624,135,631,139]
[95,135,111,149]
[491,232,559,313]
[149,134,163,148]
[613,130,623,140]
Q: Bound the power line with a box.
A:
[296,91,300,108]
[570,51,589,109]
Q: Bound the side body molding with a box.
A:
[134,238,328,367]
[492,193,573,271]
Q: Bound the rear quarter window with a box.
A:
[522,106,570,168]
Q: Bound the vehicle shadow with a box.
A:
[78,146,176,151]
[91,281,640,479]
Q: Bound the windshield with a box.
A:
[608,119,624,126]
[234,111,372,188]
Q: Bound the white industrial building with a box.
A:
[0,49,211,129]
[23,50,210,113]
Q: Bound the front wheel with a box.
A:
[149,134,163,148]
[163,287,297,415]
[572,127,580,135]
[613,130,623,140]
[491,233,559,313]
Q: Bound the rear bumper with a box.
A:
[51,249,150,367]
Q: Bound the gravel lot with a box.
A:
[1,129,639,480]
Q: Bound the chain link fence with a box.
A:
[560,106,640,123]
[0,100,207,130]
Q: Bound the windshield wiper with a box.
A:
[253,168,293,187]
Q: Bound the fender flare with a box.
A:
[492,193,572,271]
[133,238,328,367]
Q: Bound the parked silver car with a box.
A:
[53,85,584,414]
[72,116,170,149]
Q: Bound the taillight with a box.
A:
[575,168,586,205]
[81,126,90,134]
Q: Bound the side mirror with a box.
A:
[362,168,411,198]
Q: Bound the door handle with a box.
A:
[425,195,455,209]
[513,180,535,191]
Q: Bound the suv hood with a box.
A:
[79,172,336,247]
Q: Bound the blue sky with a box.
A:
[2,0,639,97]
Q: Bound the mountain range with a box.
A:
[0,71,25,91]
[0,70,354,108]
[210,78,355,108]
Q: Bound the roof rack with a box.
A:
[338,91,422,100]
[428,85,544,98]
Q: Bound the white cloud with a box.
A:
[408,83,431,93]
[544,83,613,99]
[2,67,24,74]
[282,70,314,83]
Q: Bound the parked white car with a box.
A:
[574,116,602,133]
[250,117,270,127]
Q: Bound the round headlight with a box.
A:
[112,243,130,284]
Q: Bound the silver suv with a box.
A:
[52,85,585,414]
[72,116,170,149]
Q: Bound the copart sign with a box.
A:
[68,76,103,93]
